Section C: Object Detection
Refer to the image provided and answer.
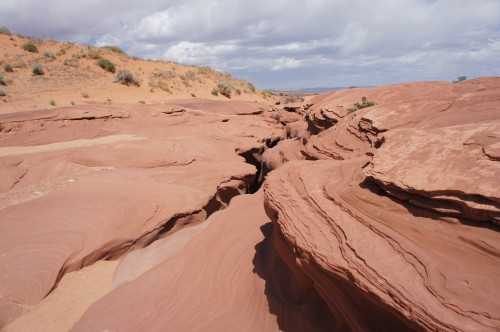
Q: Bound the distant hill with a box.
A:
[270,86,373,94]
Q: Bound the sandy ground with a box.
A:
[4,260,118,332]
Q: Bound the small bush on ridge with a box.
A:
[211,87,218,96]
[3,63,13,72]
[114,69,139,86]
[347,96,375,114]
[0,27,12,35]
[97,58,116,73]
[22,42,38,53]
[32,64,44,75]
[216,82,232,98]
[101,45,126,55]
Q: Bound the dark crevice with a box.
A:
[238,147,265,193]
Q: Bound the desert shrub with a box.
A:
[3,63,13,72]
[63,58,79,67]
[87,47,102,59]
[97,58,116,73]
[0,74,6,85]
[235,88,241,95]
[32,64,44,75]
[285,96,297,104]
[211,87,218,96]
[43,51,56,59]
[198,66,215,76]
[247,82,256,92]
[454,76,467,83]
[217,82,232,98]
[0,27,11,35]
[152,69,176,79]
[183,70,196,80]
[81,92,89,98]
[49,100,56,106]
[114,69,139,86]
[101,45,126,55]
[347,96,375,114]
[0,89,6,96]
[22,42,38,53]
[157,80,172,93]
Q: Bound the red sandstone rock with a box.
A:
[264,78,500,331]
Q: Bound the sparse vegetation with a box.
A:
[216,82,232,98]
[81,92,89,98]
[86,46,101,59]
[138,100,146,104]
[63,58,79,67]
[97,58,116,73]
[22,42,38,53]
[114,69,140,86]
[0,27,12,35]
[0,89,6,97]
[347,96,376,114]
[0,74,6,86]
[152,69,176,79]
[285,96,297,104]
[32,64,44,75]
[211,87,219,96]
[247,82,256,92]
[183,70,196,80]
[71,101,75,105]
[101,45,126,55]
[3,63,13,72]
[454,76,467,83]
[49,100,56,106]
[43,51,56,59]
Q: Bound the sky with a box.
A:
[1,0,499,89]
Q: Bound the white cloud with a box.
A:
[1,0,499,88]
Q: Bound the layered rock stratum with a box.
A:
[1,66,499,331]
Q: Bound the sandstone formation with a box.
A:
[264,78,500,331]
[1,65,499,331]
[0,99,282,328]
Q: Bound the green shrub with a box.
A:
[211,87,218,96]
[3,63,13,72]
[347,96,375,114]
[0,27,11,35]
[114,69,139,86]
[22,42,38,53]
[0,89,6,97]
[101,45,126,55]
[32,64,44,75]
[97,58,116,73]
[217,82,232,98]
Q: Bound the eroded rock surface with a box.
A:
[2,78,499,331]
[263,78,500,331]
[0,99,283,327]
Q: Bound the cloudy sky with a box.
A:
[1,0,499,89]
